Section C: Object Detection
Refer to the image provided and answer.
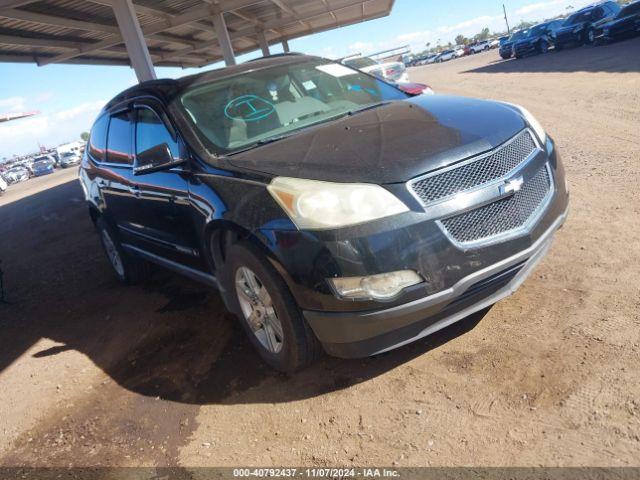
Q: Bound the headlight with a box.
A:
[329,270,423,301]
[267,177,409,230]
[501,102,547,144]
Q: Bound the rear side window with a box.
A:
[89,115,109,162]
[106,111,133,165]
[135,108,180,161]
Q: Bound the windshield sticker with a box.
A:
[348,84,378,96]
[224,95,276,122]
[315,64,356,78]
[302,80,317,90]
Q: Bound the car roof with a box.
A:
[103,53,316,112]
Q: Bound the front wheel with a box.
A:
[224,242,322,372]
[538,40,549,54]
[586,29,596,45]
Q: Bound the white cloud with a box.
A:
[0,96,28,113]
[347,41,375,54]
[435,15,502,34]
[0,100,104,158]
[513,0,592,19]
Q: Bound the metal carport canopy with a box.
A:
[0,0,395,81]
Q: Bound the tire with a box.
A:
[223,241,322,372]
[586,28,596,45]
[96,217,148,284]
[539,40,549,54]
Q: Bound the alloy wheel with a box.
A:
[235,266,284,354]
[101,230,125,277]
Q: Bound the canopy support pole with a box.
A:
[211,10,236,66]
[257,31,270,57]
[111,0,156,82]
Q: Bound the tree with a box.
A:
[455,34,468,46]
[477,27,491,41]
[80,131,90,142]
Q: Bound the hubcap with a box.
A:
[588,31,594,42]
[101,230,125,277]
[235,267,284,354]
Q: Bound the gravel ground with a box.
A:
[0,38,639,469]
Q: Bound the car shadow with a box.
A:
[0,178,490,406]
[462,36,640,74]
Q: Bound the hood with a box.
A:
[228,95,526,184]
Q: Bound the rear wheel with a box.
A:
[224,242,322,372]
[96,217,148,284]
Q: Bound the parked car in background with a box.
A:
[489,38,501,48]
[554,1,621,49]
[499,30,526,59]
[514,20,564,58]
[31,159,55,177]
[81,54,569,372]
[469,40,490,53]
[454,46,465,57]
[426,54,438,64]
[3,166,29,184]
[342,55,409,83]
[435,49,456,62]
[0,175,7,194]
[59,151,81,168]
[593,0,640,43]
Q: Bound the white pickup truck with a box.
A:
[342,56,409,83]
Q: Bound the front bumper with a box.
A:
[304,207,568,358]
[499,45,513,57]
[514,42,536,57]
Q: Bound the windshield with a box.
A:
[527,23,548,36]
[62,152,74,158]
[343,57,378,69]
[34,161,49,168]
[564,10,591,25]
[179,59,408,154]
[510,30,526,41]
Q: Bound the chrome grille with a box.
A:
[411,130,537,204]
[440,165,552,246]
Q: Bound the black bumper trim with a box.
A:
[304,207,568,358]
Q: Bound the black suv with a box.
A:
[554,1,621,48]
[513,20,564,58]
[80,54,569,372]
[592,0,640,43]
[499,30,527,59]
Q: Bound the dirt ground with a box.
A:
[1,38,639,470]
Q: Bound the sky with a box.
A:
[0,0,592,159]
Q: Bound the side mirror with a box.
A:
[133,143,185,175]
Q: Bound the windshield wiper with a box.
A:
[256,133,294,146]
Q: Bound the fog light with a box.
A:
[329,270,423,301]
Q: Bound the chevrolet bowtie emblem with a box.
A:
[501,176,524,195]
